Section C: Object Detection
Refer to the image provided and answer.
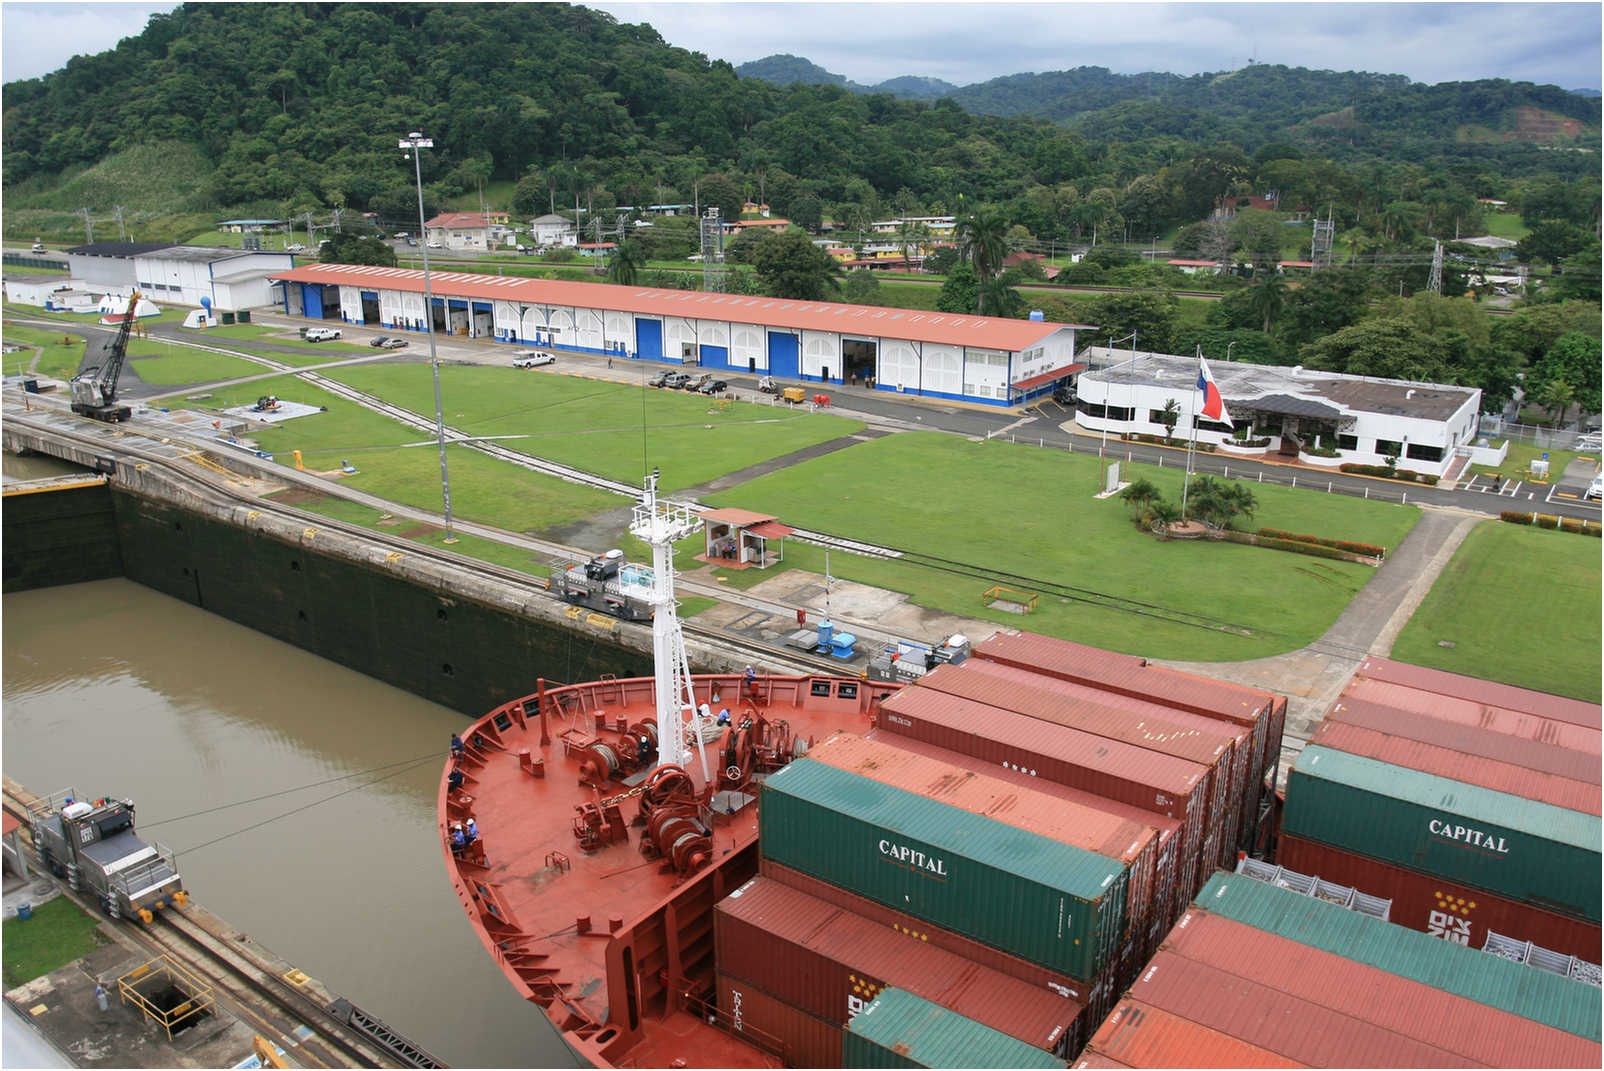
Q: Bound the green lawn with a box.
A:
[1,325,86,379]
[323,364,866,493]
[125,344,264,385]
[3,896,110,989]
[709,433,1421,660]
[177,323,377,363]
[1392,521,1601,700]
[1470,441,1593,483]
[1479,213,1530,241]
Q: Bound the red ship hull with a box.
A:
[439,671,896,1068]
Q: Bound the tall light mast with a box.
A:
[628,469,710,780]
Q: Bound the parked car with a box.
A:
[663,372,692,390]
[697,378,729,395]
[1588,474,1602,502]
[369,335,392,347]
[393,232,410,240]
[648,370,673,388]
[404,237,417,246]
[30,242,46,253]
[368,336,407,349]
[304,327,342,342]
[1052,386,1076,406]
[427,240,444,249]
[684,373,713,392]
[285,243,307,253]
[512,350,555,368]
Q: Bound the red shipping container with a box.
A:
[1088,999,1306,1069]
[1130,951,1487,1067]
[1278,834,1603,961]
[1162,908,1601,1067]
[877,684,1211,905]
[1327,696,1600,784]
[716,876,1084,1053]
[717,971,841,1068]
[760,859,1092,1003]
[924,660,1249,873]
[807,733,1161,947]
[1356,656,1602,730]
[862,730,1187,955]
[1313,720,1601,815]
[1343,678,1601,755]
[1073,1054,1132,1069]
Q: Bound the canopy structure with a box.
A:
[697,508,794,570]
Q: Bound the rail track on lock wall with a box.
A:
[5,410,856,679]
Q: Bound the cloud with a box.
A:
[3,2,179,82]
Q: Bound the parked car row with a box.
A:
[648,370,729,394]
[368,335,409,349]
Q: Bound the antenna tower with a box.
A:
[700,207,727,293]
[1426,240,1443,295]
[1310,208,1335,271]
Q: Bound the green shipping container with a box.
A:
[1195,872,1602,1042]
[761,759,1128,982]
[1283,746,1600,922]
[842,989,1066,1069]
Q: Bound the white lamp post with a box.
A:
[400,131,456,543]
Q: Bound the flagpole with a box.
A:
[1181,347,1201,522]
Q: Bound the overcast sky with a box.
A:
[3,1,1601,90]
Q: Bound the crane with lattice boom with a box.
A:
[70,290,139,422]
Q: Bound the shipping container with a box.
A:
[866,730,1185,950]
[716,877,1086,1054]
[1132,950,1484,1067]
[1326,696,1600,785]
[1283,746,1601,921]
[761,860,1094,1004]
[875,684,1209,906]
[1356,656,1602,730]
[1278,834,1603,965]
[921,661,1248,871]
[759,760,1130,982]
[1161,907,1601,1067]
[1312,720,1601,814]
[842,988,1067,1069]
[1343,678,1601,755]
[1194,872,1602,1041]
[1071,1054,1131,1069]
[807,734,1159,949]
[718,971,842,1068]
[1087,999,1306,1069]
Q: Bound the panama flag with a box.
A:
[1196,356,1231,425]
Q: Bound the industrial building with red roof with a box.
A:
[268,263,1092,407]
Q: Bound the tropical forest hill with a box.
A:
[2,2,1599,420]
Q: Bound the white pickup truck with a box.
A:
[304,327,342,342]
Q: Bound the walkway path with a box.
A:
[1157,507,1485,764]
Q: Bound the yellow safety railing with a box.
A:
[982,585,1039,614]
[117,955,215,1041]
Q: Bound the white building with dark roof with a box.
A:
[1076,348,1481,478]
[132,247,295,309]
[63,241,176,288]
[268,263,1092,406]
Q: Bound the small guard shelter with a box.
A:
[1,809,27,879]
[696,508,793,570]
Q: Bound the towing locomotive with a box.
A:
[27,789,185,921]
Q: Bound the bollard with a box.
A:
[1364,487,1369,499]
[1328,481,1332,492]
[1292,476,1297,487]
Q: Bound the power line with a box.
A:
[140,752,440,829]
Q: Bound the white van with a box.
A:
[305,327,342,342]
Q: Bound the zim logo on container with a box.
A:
[1428,818,1511,855]
[879,839,949,878]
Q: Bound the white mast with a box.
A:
[629,468,710,780]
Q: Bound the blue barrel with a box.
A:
[816,621,834,648]
[16,902,32,921]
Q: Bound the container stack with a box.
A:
[712,631,1283,1066]
[1282,657,1601,960]
[843,988,1069,1069]
[1077,871,1603,1068]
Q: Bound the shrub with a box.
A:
[1228,436,1272,447]
[1535,514,1560,529]
[1126,432,1216,452]
[1301,444,1342,458]
[1255,536,1352,561]
[1339,463,1436,485]
[1500,510,1534,525]
[1257,528,1385,557]
[1561,518,1603,537]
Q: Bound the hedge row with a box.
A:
[1257,528,1386,558]
[1125,433,1217,453]
[1254,535,1357,562]
[1339,463,1440,485]
[1500,511,1602,536]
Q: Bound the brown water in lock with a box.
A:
[2,575,582,1068]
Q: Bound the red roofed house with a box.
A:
[1001,250,1061,280]
[697,508,793,570]
[424,212,492,252]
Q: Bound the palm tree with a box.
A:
[1158,398,1181,441]
[1539,378,1576,428]
[1247,273,1289,334]
[897,219,931,270]
[1120,479,1163,512]
[605,239,643,286]
[1142,499,1184,537]
[977,278,1023,319]
[956,208,1009,300]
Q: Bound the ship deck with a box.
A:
[440,671,892,1068]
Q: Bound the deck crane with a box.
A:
[70,291,140,422]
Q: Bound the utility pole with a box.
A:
[79,207,93,243]
[114,206,126,240]
[400,130,457,544]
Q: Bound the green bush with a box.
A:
[1301,444,1342,458]
[1559,518,1601,536]
[1256,528,1385,557]
[1536,514,1560,529]
[1339,463,1437,485]
[1500,510,1534,525]
[1127,432,1216,452]
[1254,535,1353,561]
